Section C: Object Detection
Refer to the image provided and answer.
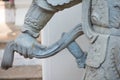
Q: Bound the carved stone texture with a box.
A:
[83,0,120,80]
[1,0,83,70]
[1,0,120,80]
[109,0,120,29]
[84,36,120,80]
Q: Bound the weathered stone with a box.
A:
[2,0,120,80]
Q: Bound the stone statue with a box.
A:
[1,0,120,80]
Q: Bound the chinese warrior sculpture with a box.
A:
[1,0,120,80]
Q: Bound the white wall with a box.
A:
[15,0,32,26]
[42,3,89,80]
[0,2,6,24]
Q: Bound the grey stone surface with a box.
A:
[1,0,120,80]
[0,49,42,66]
